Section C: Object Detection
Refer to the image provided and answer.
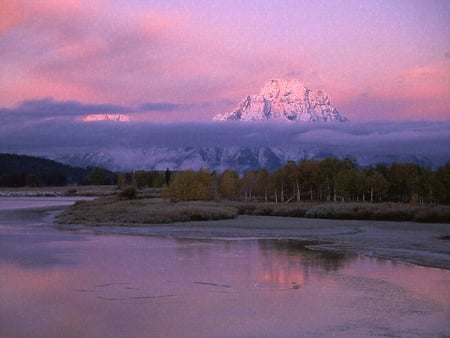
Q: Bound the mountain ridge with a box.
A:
[214,79,348,122]
[53,146,437,175]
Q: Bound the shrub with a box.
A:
[121,186,137,199]
[272,204,309,217]
[414,206,450,223]
[64,188,77,196]
[181,203,238,221]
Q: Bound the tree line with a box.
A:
[2,153,448,204]
[163,158,450,204]
[117,169,170,189]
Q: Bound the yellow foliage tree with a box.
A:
[218,170,241,199]
[164,169,214,201]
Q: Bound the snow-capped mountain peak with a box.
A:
[214,79,348,122]
[82,114,132,122]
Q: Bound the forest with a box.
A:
[1,153,449,205]
[147,158,449,204]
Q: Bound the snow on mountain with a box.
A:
[52,141,442,174]
[82,114,132,122]
[37,119,447,174]
[55,145,437,175]
[55,147,293,173]
[56,152,117,170]
[214,79,348,122]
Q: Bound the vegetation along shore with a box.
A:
[2,153,449,224]
[55,196,450,226]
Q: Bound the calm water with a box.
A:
[0,198,449,338]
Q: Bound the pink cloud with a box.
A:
[0,1,27,34]
[0,0,86,33]
[332,59,450,120]
[1,1,448,121]
[0,1,329,118]
[0,75,100,106]
[368,60,450,119]
[0,1,191,107]
[381,61,450,99]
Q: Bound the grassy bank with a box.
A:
[228,201,450,223]
[55,191,450,226]
[55,196,238,226]
[0,185,118,197]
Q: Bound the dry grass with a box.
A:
[0,185,118,197]
[225,201,450,223]
[56,196,238,225]
[56,194,450,226]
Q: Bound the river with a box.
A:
[0,197,449,337]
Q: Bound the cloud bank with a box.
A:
[1,117,448,170]
[1,1,449,120]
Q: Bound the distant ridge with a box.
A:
[214,79,347,122]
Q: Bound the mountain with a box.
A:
[54,145,437,175]
[82,114,131,122]
[56,152,117,170]
[56,147,288,174]
[214,79,348,122]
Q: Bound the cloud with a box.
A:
[0,98,131,128]
[17,98,129,115]
[138,102,191,112]
[1,1,449,122]
[0,119,448,169]
[0,1,26,34]
[0,1,192,106]
[0,98,223,127]
[0,0,313,117]
[338,59,450,120]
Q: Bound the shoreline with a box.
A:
[1,195,449,270]
[57,213,450,270]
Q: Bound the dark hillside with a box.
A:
[0,153,115,187]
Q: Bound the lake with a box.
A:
[0,198,449,338]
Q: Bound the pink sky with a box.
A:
[1,0,449,121]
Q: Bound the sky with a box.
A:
[1,0,449,122]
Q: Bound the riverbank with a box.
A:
[2,194,449,269]
[55,196,238,225]
[50,196,450,270]
[55,194,450,225]
[0,185,117,197]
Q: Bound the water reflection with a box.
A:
[256,239,354,290]
[173,238,354,291]
[259,239,351,270]
[1,215,449,338]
